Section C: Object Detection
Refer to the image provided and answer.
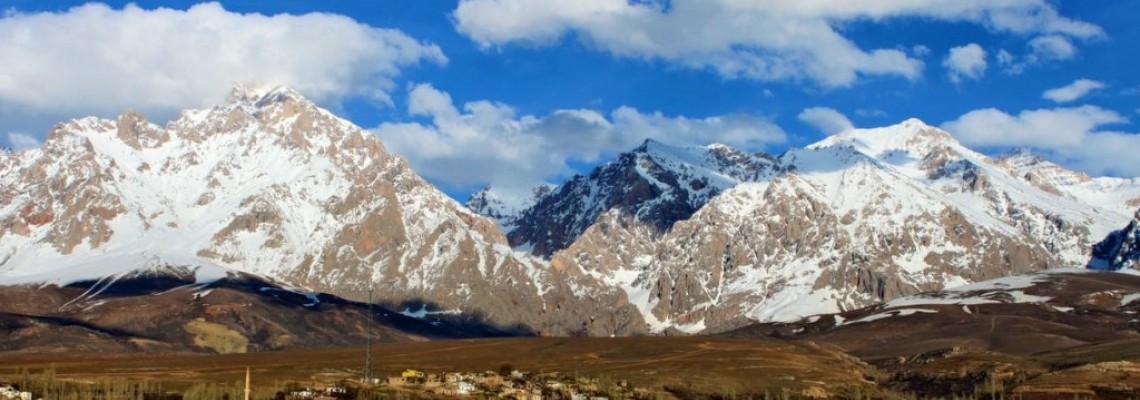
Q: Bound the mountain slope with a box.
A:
[1090,209,1140,271]
[0,267,467,353]
[0,85,634,336]
[726,269,1140,358]
[724,269,1140,399]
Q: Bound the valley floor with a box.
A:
[3,336,1140,399]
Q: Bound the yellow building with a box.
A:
[402,370,425,378]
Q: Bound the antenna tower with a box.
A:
[365,283,374,384]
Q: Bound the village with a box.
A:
[281,366,653,400]
[1,367,653,400]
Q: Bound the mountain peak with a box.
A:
[807,117,962,159]
[998,148,1048,167]
[226,84,306,107]
[632,138,668,153]
[465,184,554,229]
[899,117,932,129]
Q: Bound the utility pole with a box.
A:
[243,367,251,400]
[365,283,374,385]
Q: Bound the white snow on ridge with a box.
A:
[880,272,1081,310]
[1,250,232,287]
[399,305,462,319]
[943,274,1040,293]
[843,308,938,326]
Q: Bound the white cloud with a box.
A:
[6,132,40,151]
[994,34,1082,74]
[1029,35,1078,60]
[375,84,787,193]
[855,109,888,118]
[453,0,1099,87]
[994,48,1027,74]
[1071,132,1140,177]
[1043,79,1106,103]
[941,106,1140,176]
[912,45,932,57]
[944,43,987,83]
[798,107,854,135]
[0,2,445,121]
[942,105,1124,148]
[996,49,1016,65]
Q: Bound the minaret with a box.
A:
[244,367,251,400]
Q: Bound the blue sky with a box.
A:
[1,1,1138,200]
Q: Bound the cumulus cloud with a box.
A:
[1043,79,1106,103]
[944,43,988,83]
[0,2,445,121]
[5,132,41,152]
[452,0,1099,87]
[798,107,854,135]
[941,106,1140,176]
[375,84,787,193]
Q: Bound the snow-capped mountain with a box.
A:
[0,85,629,336]
[502,139,778,257]
[537,119,1133,333]
[5,89,1137,339]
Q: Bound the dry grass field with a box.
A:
[1,336,889,398]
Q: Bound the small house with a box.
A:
[455,381,476,395]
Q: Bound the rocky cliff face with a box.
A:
[0,86,629,336]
